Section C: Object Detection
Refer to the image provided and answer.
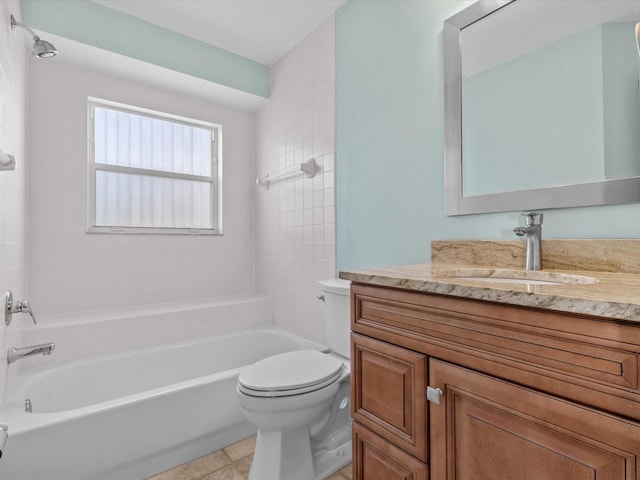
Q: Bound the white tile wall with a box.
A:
[0,2,27,407]
[255,16,336,344]
[1,9,334,402]
[27,61,256,316]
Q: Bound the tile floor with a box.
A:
[147,436,353,480]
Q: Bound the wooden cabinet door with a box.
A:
[351,333,427,461]
[429,359,640,480]
[352,422,427,480]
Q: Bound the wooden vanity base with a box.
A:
[350,284,640,480]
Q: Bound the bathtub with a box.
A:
[0,327,329,480]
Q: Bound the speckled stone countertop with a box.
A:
[338,240,640,323]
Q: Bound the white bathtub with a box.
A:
[0,327,328,480]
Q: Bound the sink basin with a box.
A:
[454,276,564,285]
[432,268,598,286]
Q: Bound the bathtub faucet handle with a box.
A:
[20,300,37,325]
[4,291,37,326]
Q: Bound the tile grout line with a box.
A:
[193,450,234,480]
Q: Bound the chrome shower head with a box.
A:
[32,38,58,59]
[10,14,58,59]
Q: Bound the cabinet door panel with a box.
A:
[352,422,427,480]
[351,333,427,461]
[430,359,640,480]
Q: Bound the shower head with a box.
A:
[10,14,58,59]
[32,38,58,59]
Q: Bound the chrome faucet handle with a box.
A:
[5,291,12,325]
[19,300,37,325]
[4,291,37,325]
[521,212,543,226]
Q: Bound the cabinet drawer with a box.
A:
[353,422,428,480]
[351,333,427,461]
[352,285,640,394]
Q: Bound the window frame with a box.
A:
[87,97,222,235]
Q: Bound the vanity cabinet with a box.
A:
[350,284,640,480]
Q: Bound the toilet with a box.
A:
[237,278,352,480]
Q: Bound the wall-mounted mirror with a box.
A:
[444,0,640,215]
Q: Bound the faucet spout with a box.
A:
[513,213,543,271]
[7,343,55,364]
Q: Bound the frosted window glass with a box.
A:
[95,171,212,229]
[94,106,212,176]
[90,100,219,233]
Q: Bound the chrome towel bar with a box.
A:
[256,158,317,189]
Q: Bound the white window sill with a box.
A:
[88,226,222,235]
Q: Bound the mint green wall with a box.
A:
[335,1,640,271]
[21,0,269,98]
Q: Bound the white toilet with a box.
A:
[237,278,352,480]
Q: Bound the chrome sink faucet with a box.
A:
[513,212,543,271]
[7,343,55,364]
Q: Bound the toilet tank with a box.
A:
[318,278,351,358]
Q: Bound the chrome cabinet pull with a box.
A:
[427,386,444,405]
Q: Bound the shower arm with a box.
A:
[10,15,41,41]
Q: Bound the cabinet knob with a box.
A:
[427,386,443,405]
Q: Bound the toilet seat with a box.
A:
[238,350,345,398]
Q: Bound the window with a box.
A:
[88,98,221,234]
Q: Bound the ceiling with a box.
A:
[91,0,346,66]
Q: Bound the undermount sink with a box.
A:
[432,268,598,286]
[455,276,564,285]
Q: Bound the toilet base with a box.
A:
[248,427,352,480]
[312,434,352,480]
[311,380,352,478]
[247,381,352,480]
[249,428,315,480]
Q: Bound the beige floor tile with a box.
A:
[202,464,245,480]
[148,450,231,480]
[339,464,353,479]
[326,473,346,480]
[148,434,351,480]
[233,453,254,479]
[223,436,256,462]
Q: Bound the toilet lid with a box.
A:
[238,350,344,397]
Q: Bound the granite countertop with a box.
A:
[339,263,640,323]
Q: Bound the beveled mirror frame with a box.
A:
[444,0,640,216]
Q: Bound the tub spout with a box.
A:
[7,343,55,364]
